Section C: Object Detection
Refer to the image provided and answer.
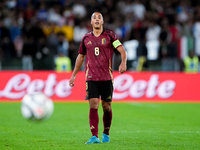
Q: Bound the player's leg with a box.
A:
[89,98,100,138]
[102,101,112,137]
[100,80,113,143]
[85,81,100,144]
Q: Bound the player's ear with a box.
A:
[101,19,104,25]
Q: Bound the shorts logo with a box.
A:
[107,95,111,100]
[87,41,92,45]
[102,38,106,44]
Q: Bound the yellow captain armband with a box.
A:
[112,40,122,48]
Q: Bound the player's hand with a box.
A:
[69,76,76,87]
[119,62,127,74]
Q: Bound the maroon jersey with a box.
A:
[78,29,122,81]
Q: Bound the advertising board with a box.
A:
[0,71,199,102]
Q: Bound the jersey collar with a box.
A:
[92,29,104,37]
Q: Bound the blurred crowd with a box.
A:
[0,0,200,71]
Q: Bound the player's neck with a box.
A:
[93,27,103,37]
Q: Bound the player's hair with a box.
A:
[91,12,103,20]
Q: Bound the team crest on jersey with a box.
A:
[102,38,106,44]
[87,41,92,45]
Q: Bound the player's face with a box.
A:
[91,13,104,29]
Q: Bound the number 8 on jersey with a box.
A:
[95,47,99,56]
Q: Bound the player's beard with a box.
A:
[93,25,102,30]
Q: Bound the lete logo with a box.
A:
[113,74,176,99]
[0,73,72,99]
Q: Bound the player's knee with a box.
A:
[89,98,99,109]
[102,103,111,113]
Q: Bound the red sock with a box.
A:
[89,108,99,137]
[103,110,112,135]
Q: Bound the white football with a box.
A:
[21,92,54,122]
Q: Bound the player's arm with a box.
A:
[113,39,127,74]
[69,54,85,87]
[117,45,127,73]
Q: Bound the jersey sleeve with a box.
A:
[78,36,87,55]
[109,30,122,49]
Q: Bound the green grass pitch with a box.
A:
[0,102,200,150]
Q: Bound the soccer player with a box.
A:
[69,12,127,144]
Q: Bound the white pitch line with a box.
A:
[61,131,200,134]
[128,103,159,108]
[169,131,200,134]
[115,131,200,134]
[1,131,199,134]
[0,132,10,133]
[0,131,197,134]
